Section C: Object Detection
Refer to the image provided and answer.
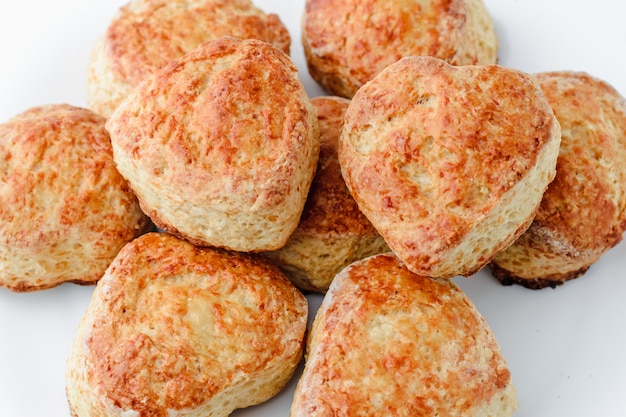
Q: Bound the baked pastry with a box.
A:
[490,71,626,289]
[302,0,498,98]
[290,252,517,416]
[87,0,291,117]
[263,96,389,293]
[0,104,150,292]
[338,56,561,278]
[106,37,320,252]
[66,232,308,417]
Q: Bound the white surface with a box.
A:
[0,1,625,416]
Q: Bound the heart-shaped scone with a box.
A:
[88,0,291,117]
[302,0,498,98]
[0,104,150,292]
[491,71,626,289]
[66,232,308,417]
[106,37,319,252]
[338,56,561,278]
[290,253,517,416]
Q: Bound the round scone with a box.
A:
[490,71,626,289]
[66,232,308,417]
[0,104,150,292]
[302,0,498,98]
[263,96,390,293]
[338,56,562,278]
[88,0,291,117]
[290,253,517,416]
[106,37,320,252]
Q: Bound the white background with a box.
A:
[0,1,625,416]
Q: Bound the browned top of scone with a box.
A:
[302,0,497,97]
[298,96,380,238]
[531,71,626,252]
[0,105,113,242]
[292,253,514,416]
[80,232,307,415]
[107,37,316,215]
[104,0,290,86]
[0,104,149,291]
[338,57,558,274]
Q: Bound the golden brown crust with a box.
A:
[338,56,561,278]
[0,104,150,292]
[491,71,626,286]
[66,232,308,417]
[88,0,291,116]
[300,97,374,236]
[264,96,389,292]
[107,37,319,252]
[291,253,517,416]
[302,0,498,98]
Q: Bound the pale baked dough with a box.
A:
[107,37,320,252]
[338,56,561,278]
[88,0,291,117]
[66,232,308,417]
[290,253,517,416]
[302,0,498,98]
[491,71,626,289]
[263,96,389,293]
[0,104,150,292]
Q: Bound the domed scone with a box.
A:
[290,253,517,416]
[88,0,291,117]
[0,104,150,292]
[302,0,498,98]
[263,96,389,293]
[106,37,320,252]
[66,232,308,417]
[490,71,626,289]
[338,56,561,278]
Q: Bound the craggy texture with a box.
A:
[491,71,626,289]
[263,96,389,293]
[88,0,291,116]
[338,56,561,278]
[107,37,320,252]
[290,253,517,417]
[66,232,308,417]
[302,0,498,98]
[0,104,150,292]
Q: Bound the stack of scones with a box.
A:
[1,1,625,416]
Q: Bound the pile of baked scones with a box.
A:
[1,0,626,416]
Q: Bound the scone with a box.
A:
[0,104,150,292]
[302,0,498,98]
[66,232,308,417]
[338,56,561,278]
[490,71,626,289]
[106,37,320,252]
[263,96,389,293]
[290,253,517,416]
[88,0,291,117]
